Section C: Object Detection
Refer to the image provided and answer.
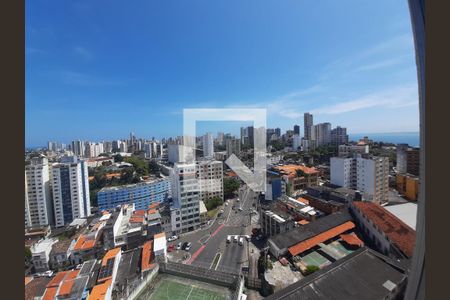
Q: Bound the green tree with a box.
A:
[296,169,305,177]
[223,177,240,198]
[25,247,32,262]
[114,154,124,162]
[304,265,320,275]
[205,196,223,210]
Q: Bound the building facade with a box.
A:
[97,179,171,211]
[202,133,214,158]
[196,160,224,202]
[338,144,369,157]
[330,155,389,205]
[25,156,54,227]
[303,113,313,140]
[331,126,349,145]
[226,138,241,159]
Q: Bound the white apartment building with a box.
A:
[170,163,201,233]
[71,140,85,157]
[197,159,224,202]
[25,156,54,227]
[338,144,370,157]
[330,155,389,205]
[31,238,58,272]
[226,138,241,159]
[51,158,91,227]
[202,133,214,158]
[168,144,194,163]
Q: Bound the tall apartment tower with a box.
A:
[51,158,90,227]
[396,144,409,174]
[226,138,241,159]
[202,133,214,158]
[71,140,85,157]
[312,123,331,146]
[170,163,201,233]
[197,160,224,202]
[25,156,54,227]
[304,113,313,140]
[330,155,389,205]
[331,126,349,145]
[293,125,300,136]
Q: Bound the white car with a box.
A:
[43,270,54,277]
[167,235,178,242]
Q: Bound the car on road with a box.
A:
[238,237,244,245]
[43,270,54,278]
[238,207,243,211]
[168,244,175,252]
[167,235,178,242]
[227,235,231,243]
[236,198,240,202]
[176,242,182,250]
[182,242,189,250]
[234,235,238,243]
[185,242,192,251]
[225,202,229,206]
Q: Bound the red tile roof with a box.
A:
[353,201,416,258]
[141,240,155,272]
[288,221,355,256]
[340,232,364,247]
[47,271,68,288]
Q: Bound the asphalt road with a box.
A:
[166,185,259,275]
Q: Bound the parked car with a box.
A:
[43,270,54,278]
[176,242,182,250]
[185,242,192,251]
[226,236,231,243]
[238,237,244,246]
[234,235,239,243]
[167,235,178,242]
[168,244,175,252]
[75,264,83,270]
[182,242,189,250]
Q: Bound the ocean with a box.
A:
[348,132,420,148]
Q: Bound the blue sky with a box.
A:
[26,0,419,147]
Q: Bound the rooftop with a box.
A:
[384,202,417,230]
[273,164,319,177]
[115,248,141,287]
[50,239,73,255]
[141,240,155,272]
[266,247,406,300]
[353,201,416,258]
[25,277,50,300]
[270,211,353,251]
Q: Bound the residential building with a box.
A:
[71,217,107,264]
[292,134,301,150]
[168,144,194,163]
[226,138,241,159]
[71,140,85,157]
[31,238,58,272]
[202,133,214,158]
[338,144,369,157]
[330,126,349,145]
[196,159,224,202]
[260,207,296,238]
[306,185,362,204]
[330,155,389,205]
[97,178,171,211]
[265,171,287,201]
[349,201,416,259]
[51,159,90,227]
[90,248,122,300]
[303,113,313,140]
[273,165,320,194]
[25,156,54,227]
[49,239,75,270]
[407,148,420,176]
[396,144,409,174]
[170,162,201,233]
[312,122,331,146]
[396,173,419,201]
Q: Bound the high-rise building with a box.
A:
[71,140,85,157]
[103,141,113,153]
[196,160,223,203]
[304,113,313,140]
[294,125,300,136]
[275,128,281,137]
[170,163,201,233]
[50,158,91,227]
[217,132,225,146]
[226,138,241,159]
[292,135,301,150]
[338,144,369,157]
[396,144,409,174]
[202,133,214,158]
[331,126,349,145]
[330,155,389,205]
[25,156,54,227]
[168,144,194,163]
[247,126,254,147]
[312,123,332,146]
[406,148,420,176]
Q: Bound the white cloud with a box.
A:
[311,85,418,115]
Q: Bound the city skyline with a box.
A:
[26,1,419,147]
